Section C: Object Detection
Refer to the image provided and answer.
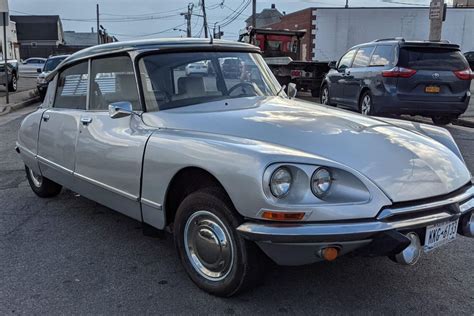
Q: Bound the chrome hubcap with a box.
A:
[184,210,234,281]
[12,76,17,89]
[361,95,371,115]
[321,88,329,104]
[29,168,42,187]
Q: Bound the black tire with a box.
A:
[174,187,263,297]
[319,84,330,104]
[432,116,455,125]
[8,74,17,92]
[25,165,62,198]
[359,90,375,115]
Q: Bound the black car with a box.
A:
[465,51,474,70]
[320,38,473,125]
[221,58,241,79]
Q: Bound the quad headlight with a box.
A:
[270,167,292,198]
[311,167,332,198]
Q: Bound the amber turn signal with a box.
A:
[321,247,339,261]
[261,211,305,221]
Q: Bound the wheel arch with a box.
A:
[163,166,234,227]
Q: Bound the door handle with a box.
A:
[80,117,93,125]
[42,114,50,122]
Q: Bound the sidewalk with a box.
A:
[0,89,40,116]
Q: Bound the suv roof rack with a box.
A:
[373,37,405,42]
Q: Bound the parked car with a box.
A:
[465,51,474,70]
[19,57,47,75]
[185,61,208,76]
[16,39,474,297]
[37,55,70,100]
[320,39,473,125]
[0,58,19,91]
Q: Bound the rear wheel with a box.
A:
[25,165,62,198]
[432,116,456,125]
[359,91,375,115]
[320,84,330,105]
[8,74,17,92]
[174,187,263,297]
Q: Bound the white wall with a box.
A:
[0,20,19,60]
[312,8,474,61]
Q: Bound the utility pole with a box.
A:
[1,0,9,104]
[251,0,256,29]
[96,4,100,44]
[345,0,349,8]
[429,0,445,41]
[181,3,193,38]
[201,0,208,38]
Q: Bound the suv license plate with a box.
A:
[425,86,440,93]
[424,219,458,252]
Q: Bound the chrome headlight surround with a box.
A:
[311,167,332,198]
[269,167,293,198]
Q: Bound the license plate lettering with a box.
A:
[424,219,458,252]
[425,86,440,93]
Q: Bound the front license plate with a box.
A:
[424,219,458,252]
[425,86,440,93]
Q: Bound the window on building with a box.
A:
[54,61,88,110]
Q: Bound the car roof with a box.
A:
[47,54,70,60]
[349,38,461,51]
[47,38,259,80]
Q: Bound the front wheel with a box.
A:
[174,187,263,297]
[320,84,330,105]
[8,74,17,92]
[25,165,62,198]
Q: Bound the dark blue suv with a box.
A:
[320,38,473,125]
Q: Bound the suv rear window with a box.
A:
[398,47,468,71]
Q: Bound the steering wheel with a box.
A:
[227,82,257,97]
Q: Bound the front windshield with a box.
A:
[43,57,67,72]
[138,52,282,111]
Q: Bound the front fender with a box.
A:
[140,129,391,229]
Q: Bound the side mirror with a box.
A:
[328,61,337,69]
[287,82,297,99]
[37,68,42,73]
[108,101,134,119]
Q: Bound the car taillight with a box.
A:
[382,67,417,78]
[291,70,301,78]
[453,68,474,80]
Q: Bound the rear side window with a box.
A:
[89,56,141,111]
[352,46,375,68]
[398,47,468,71]
[370,45,394,66]
[338,49,356,69]
[54,61,88,110]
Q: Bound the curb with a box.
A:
[0,96,40,117]
[454,118,474,128]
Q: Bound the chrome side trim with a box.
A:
[18,144,36,159]
[237,211,456,243]
[141,198,163,210]
[37,155,74,175]
[74,172,139,201]
[377,185,474,220]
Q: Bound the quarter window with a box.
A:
[338,49,356,70]
[370,45,394,67]
[89,56,141,111]
[352,46,375,68]
[54,61,88,110]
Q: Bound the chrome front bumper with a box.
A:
[237,185,474,265]
[238,185,474,243]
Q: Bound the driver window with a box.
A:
[89,56,141,111]
[338,49,356,70]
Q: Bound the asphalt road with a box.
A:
[0,105,473,315]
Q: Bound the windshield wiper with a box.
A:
[276,85,286,97]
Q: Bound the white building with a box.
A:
[0,19,20,60]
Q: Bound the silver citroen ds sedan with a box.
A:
[16,39,474,297]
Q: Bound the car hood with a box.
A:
[143,96,471,202]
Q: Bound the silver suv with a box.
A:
[320,39,473,125]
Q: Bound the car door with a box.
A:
[329,49,356,104]
[37,61,88,188]
[73,55,151,221]
[342,46,375,109]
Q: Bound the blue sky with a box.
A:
[9,0,442,40]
